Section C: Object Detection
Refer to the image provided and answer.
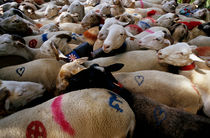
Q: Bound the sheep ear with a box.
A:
[125,29,136,41]
[0,87,9,101]
[104,63,124,72]
[189,53,205,62]
[190,45,197,51]
[50,41,69,61]
[5,99,10,111]
[75,57,88,64]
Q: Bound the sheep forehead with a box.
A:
[109,24,124,31]
[94,66,105,72]
[0,34,12,42]
[158,13,175,20]
[3,81,43,93]
[161,43,191,55]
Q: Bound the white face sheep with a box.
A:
[102,24,134,53]
[156,13,179,28]
[0,58,65,92]
[157,43,210,117]
[67,0,85,21]
[0,80,45,113]
[137,30,171,50]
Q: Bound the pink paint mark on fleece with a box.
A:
[145,29,154,34]
[191,83,200,96]
[139,0,144,8]
[51,95,75,136]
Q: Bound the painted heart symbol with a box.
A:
[16,67,25,77]
[153,106,167,126]
[134,75,144,86]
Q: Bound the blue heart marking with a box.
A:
[134,75,144,86]
[153,106,167,126]
[16,67,25,77]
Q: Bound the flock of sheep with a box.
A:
[0,0,210,137]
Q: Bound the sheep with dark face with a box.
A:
[61,63,210,138]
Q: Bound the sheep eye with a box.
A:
[120,33,124,36]
[155,38,161,41]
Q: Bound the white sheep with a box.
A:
[157,42,210,117]
[24,31,71,48]
[0,88,135,138]
[0,80,45,116]
[188,36,210,46]
[113,70,202,114]
[84,50,168,72]
[0,58,64,91]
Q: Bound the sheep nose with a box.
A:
[103,44,110,50]
[41,86,46,91]
[138,40,142,44]
[98,34,104,40]
[158,52,162,56]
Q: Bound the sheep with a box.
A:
[97,17,130,40]
[0,88,135,138]
[0,2,18,12]
[0,80,45,117]
[59,22,86,34]
[100,24,134,53]
[0,58,64,92]
[134,7,165,19]
[20,1,60,20]
[169,22,208,43]
[55,57,88,94]
[81,11,103,29]
[61,63,201,114]
[156,13,179,29]
[0,15,40,36]
[39,22,60,33]
[188,36,210,46]
[56,12,80,23]
[24,31,72,48]
[109,0,125,16]
[84,50,168,72]
[95,28,172,54]
[134,26,171,39]
[161,0,178,13]
[0,33,72,61]
[126,30,172,51]
[113,70,202,114]
[157,42,210,117]
[133,0,162,9]
[63,63,210,138]
[67,0,85,21]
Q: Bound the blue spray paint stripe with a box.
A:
[108,91,123,112]
[153,106,167,126]
[138,21,151,29]
[42,33,48,42]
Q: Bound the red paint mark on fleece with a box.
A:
[139,0,144,8]
[29,39,37,48]
[145,17,156,24]
[126,24,143,33]
[179,21,201,30]
[51,95,75,136]
[147,10,156,17]
[145,29,154,34]
[26,121,47,138]
[196,47,210,56]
